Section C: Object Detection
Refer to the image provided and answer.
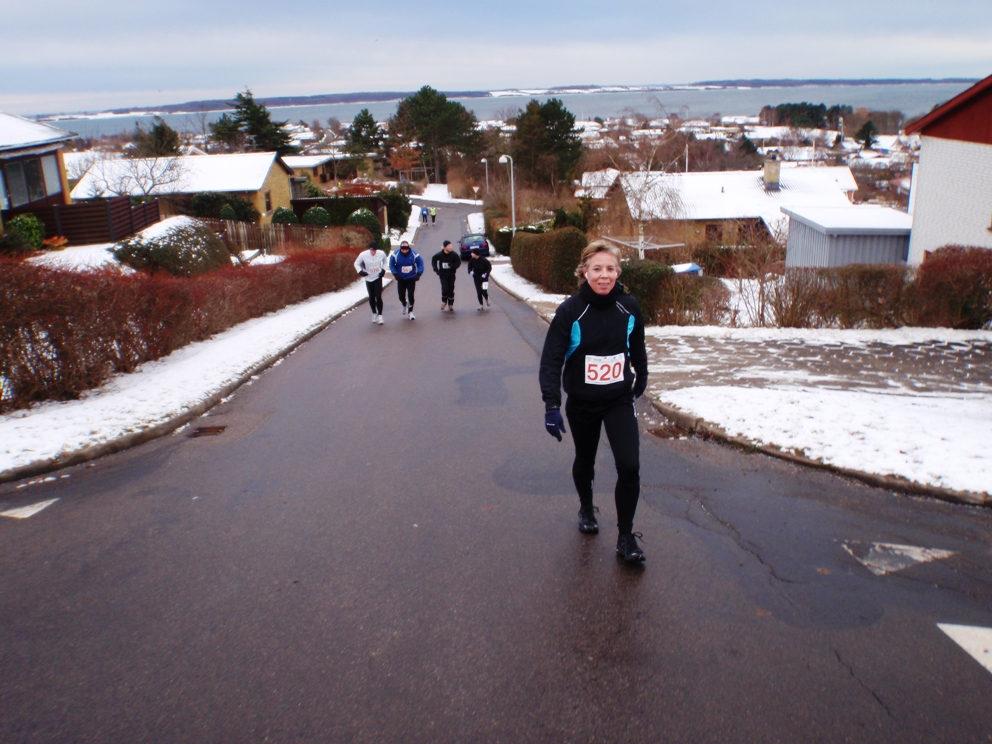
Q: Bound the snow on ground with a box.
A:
[415,184,483,205]
[0,280,370,479]
[467,212,485,234]
[490,264,992,497]
[391,204,420,247]
[136,215,197,239]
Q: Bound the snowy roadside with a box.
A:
[412,184,483,205]
[0,281,371,483]
[489,264,992,502]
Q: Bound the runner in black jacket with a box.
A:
[466,249,492,310]
[539,240,649,562]
[431,240,462,311]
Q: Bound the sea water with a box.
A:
[50,82,972,139]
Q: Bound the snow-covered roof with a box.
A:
[782,205,912,235]
[282,155,335,170]
[575,168,621,199]
[71,152,291,199]
[618,165,858,227]
[0,112,76,153]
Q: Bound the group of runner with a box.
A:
[352,238,492,323]
[355,227,649,564]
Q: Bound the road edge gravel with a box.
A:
[491,272,989,509]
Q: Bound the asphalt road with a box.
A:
[2,203,991,743]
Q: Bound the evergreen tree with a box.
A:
[855,120,879,149]
[346,109,384,154]
[391,86,482,182]
[209,89,299,155]
[510,98,582,188]
[132,116,181,157]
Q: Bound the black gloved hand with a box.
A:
[545,409,566,442]
[358,270,369,277]
[633,378,647,398]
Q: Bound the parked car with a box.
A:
[459,233,490,261]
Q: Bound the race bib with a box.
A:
[401,265,412,273]
[584,353,624,385]
[481,281,489,290]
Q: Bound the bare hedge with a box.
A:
[1,248,359,413]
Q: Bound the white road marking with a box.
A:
[938,624,992,674]
[0,498,60,519]
[842,541,955,576]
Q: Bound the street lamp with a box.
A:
[480,158,489,192]
[499,154,515,235]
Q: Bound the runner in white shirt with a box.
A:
[354,240,389,325]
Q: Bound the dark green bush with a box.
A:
[619,260,674,321]
[188,192,260,223]
[302,206,332,226]
[346,208,387,249]
[272,206,299,224]
[378,188,412,231]
[0,228,31,256]
[218,203,237,221]
[113,223,232,276]
[5,214,45,250]
[510,227,586,295]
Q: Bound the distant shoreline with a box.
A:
[37,78,978,121]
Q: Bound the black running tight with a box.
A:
[564,395,640,534]
[365,277,383,314]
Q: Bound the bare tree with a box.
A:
[79,156,189,198]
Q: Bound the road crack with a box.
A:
[834,649,895,719]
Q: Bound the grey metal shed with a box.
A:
[783,206,913,268]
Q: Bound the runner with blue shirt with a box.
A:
[389,240,424,320]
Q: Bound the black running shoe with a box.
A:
[578,506,599,534]
[616,532,645,562]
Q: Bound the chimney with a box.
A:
[763,158,781,192]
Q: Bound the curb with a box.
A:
[0,295,368,486]
[490,273,990,510]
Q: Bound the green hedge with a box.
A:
[346,208,388,250]
[510,227,587,295]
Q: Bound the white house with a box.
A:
[905,73,992,264]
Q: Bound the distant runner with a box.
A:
[389,240,424,320]
[354,240,388,325]
[431,240,461,312]
[429,206,437,225]
[420,205,429,225]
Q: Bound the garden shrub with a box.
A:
[619,260,673,321]
[0,247,359,413]
[272,206,299,224]
[218,203,237,221]
[822,263,910,328]
[510,227,587,295]
[770,269,828,328]
[302,206,332,226]
[189,192,260,222]
[377,188,413,231]
[346,208,387,249]
[656,275,730,326]
[5,214,45,250]
[0,228,31,257]
[112,223,232,276]
[909,246,992,329]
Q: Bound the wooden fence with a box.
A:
[201,219,372,255]
[2,197,161,245]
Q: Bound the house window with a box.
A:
[0,170,7,210]
[265,190,272,212]
[705,224,723,243]
[3,159,47,207]
[41,154,62,196]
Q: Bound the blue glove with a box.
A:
[545,409,566,442]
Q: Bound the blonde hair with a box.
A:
[575,240,622,285]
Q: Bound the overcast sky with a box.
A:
[2,0,990,115]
